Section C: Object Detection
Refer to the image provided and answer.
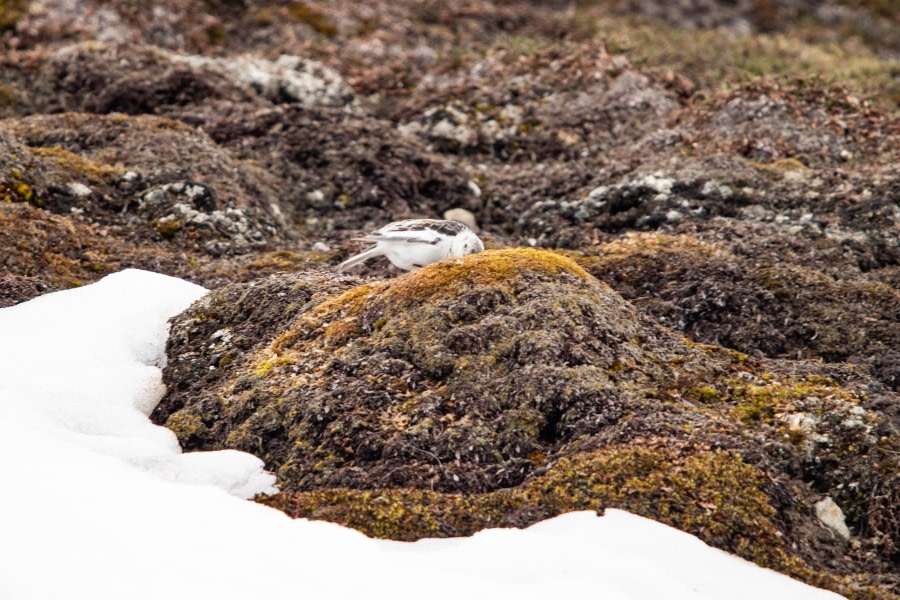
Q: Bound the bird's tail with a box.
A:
[336,247,382,272]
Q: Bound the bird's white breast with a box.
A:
[380,239,453,270]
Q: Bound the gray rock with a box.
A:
[443,208,479,233]
[814,497,851,540]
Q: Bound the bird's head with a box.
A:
[451,228,485,258]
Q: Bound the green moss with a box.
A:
[305,251,333,264]
[265,446,778,545]
[259,488,518,540]
[225,425,264,455]
[270,282,380,352]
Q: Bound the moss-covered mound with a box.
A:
[157,248,710,490]
[3,41,474,232]
[570,232,900,390]
[23,42,263,116]
[200,102,475,230]
[259,446,895,598]
[155,248,899,598]
[0,112,285,254]
[259,445,770,541]
[0,202,124,288]
[0,127,338,301]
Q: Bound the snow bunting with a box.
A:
[337,219,484,272]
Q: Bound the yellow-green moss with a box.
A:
[163,411,208,441]
[272,282,381,352]
[257,444,879,597]
[288,2,337,36]
[529,448,782,555]
[585,13,899,105]
[727,376,858,424]
[385,248,593,306]
[263,446,777,544]
[314,283,380,320]
[0,0,29,31]
[686,385,722,403]
[29,146,126,182]
[253,351,301,378]
[260,488,518,540]
[225,424,264,454]
[750,157,811,172]
[0,180,33,203]
[153,217,181,238]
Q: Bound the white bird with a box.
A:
[337,219,485,272]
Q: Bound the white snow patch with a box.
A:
[0,270,274,497]
[0,270,845,600]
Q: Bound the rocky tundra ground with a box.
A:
[1,0,898,597]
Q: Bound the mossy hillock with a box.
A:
[568,232,900,391]
[155,248,898,599]
[157,249,705,491]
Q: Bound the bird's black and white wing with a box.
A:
[355,219,467,245]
